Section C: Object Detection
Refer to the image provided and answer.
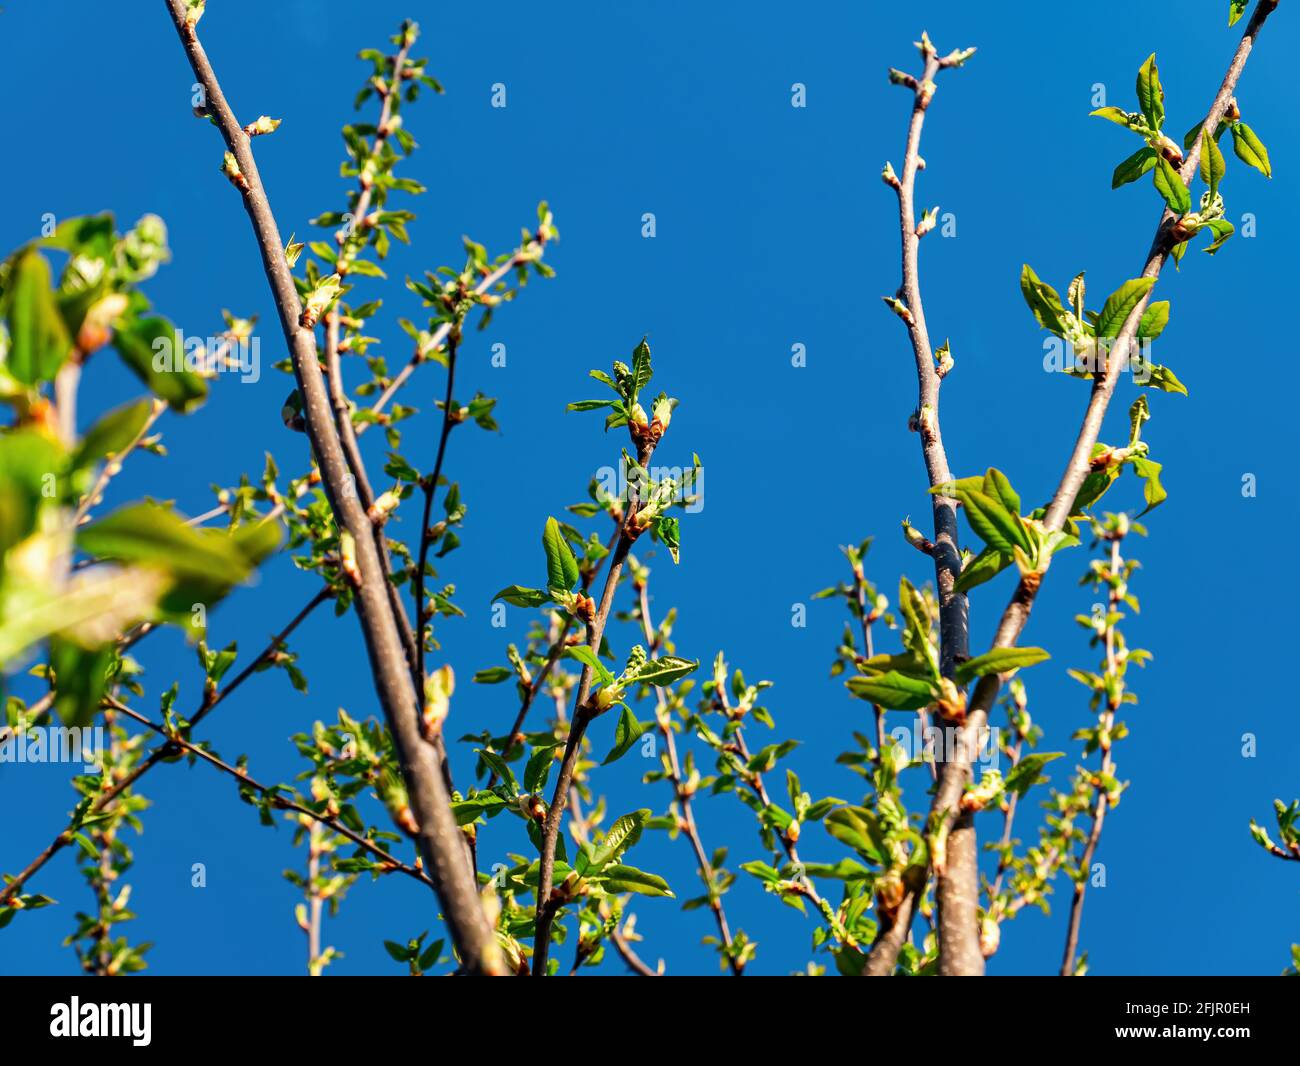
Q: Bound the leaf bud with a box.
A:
[367,487,401,524]
[242,115,282,137]
[422,665,454,738]
[339,529,362,588]
[979,916,1001,958]
[220,151,250,192]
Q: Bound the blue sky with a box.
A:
[2,0,1297,975]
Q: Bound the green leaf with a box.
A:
[72,398,153,470]
[633,655,699,687]
[953,546,1012,594]
[1200,126,1225,201]
[599,864,673,898]
[566,399,617,412]
[1152,155,1190,214]
[846,671,936,711]
[602,706,653,765]
[76,502,253,584]
[566,645,615,687]
[630,337,653,398]
[1004,752,1065,797]
[475,749,517,792]
[960,488,1031,555]
[472,666,512,684]
[655,515,681,564]
[3,249,72,385]
[1142,364,1188,395]
[542,516,579,593]
[954,647,1050,686]
[1096,277,1156,340]
[524,745,557,794]
[983,468,1022,519]
[1137,302,1170,340]
[417,938,444,972]
[582,809,650,874]
[1090,106,1132,128]
[1229,0,1248,27]
[491,585,551,608]
[1136,54,1164,132]
[383,940,412,962]
[450,792,508,825]
[1019,264,1067,335]
[49,638,113,728]
[1230,122,1271,178]
[112,313,208,412]
[1130,455,1167,515]
[1112,146,1158,189]
[1200,218,1235,255]
[898,576,938,679]
[739,860,781,884]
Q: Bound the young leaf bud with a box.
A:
[882,296,914,326]
[339,529,362,588]
[299,274,343,328]
[1154,133,1183,165]
[934,676,967,722]
[624,644,648,678]
[220,151,249,192]
[650,393,676,433]
[367,487,401,524]
[76,293,129,354]
[422,665,454,738]
[979,916,1001,958]
[242,115,282,137]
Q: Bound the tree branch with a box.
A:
[103,695,436,893]
[0,587,333,907]
[923,1,1279,976]
[532,445,656,974]
[878,34,974,976]
[161,0,501,973]
[635,574,742,974]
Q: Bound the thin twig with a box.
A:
[0,587,333,907]
[1059,536,1121,975]
[72,399,166,526]
[104,696,436,892]
[533,444,656,974]
[636,576,741,974]
[491,523,621,782]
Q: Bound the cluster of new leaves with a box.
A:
[690,653,871,971]
[62,715,152,975]
[1021,265,1186,396]
[0,215,278,730]
[848,527,1054,719]
[0,213,274,945]
[1250,798,1300,863]
[1249,797,1299,974]
[1093,53,1270,262]
[445,339,701,973]
[979,681,1065,956]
